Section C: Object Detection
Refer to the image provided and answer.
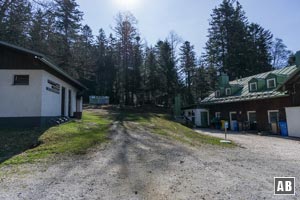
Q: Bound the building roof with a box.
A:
[278,68,300,90]
[201,65,298,104]
[0,41,87,90]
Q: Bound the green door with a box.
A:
[201,111,208,127]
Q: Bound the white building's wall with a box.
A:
[0,69,81,118]
[41,71,78,117]
[285,107,300,138]
[76,96,83,112]
[194,109,201,127]
[184,109,193,121]
[0,70,43,117]
[183,108,209,127]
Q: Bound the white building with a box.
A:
[0,41,86,127]
[183,108,210,127]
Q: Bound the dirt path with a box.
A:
[1,120,300,199]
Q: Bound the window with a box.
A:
[249,82,257,92]
[267,78,276,89]
[215,90,220,97]
[268,110,279,123]
[13,75,29,85]
[225,88,231,96]
[247,111,256,123]
[215,112,221,119]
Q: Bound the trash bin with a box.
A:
[215,122,221,129]
[221,120,225,130]
[279,121,288,136]
[232,121,238,131]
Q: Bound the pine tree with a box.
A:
[204,0,274,80]
[157,40,179,107]
[29,9,48,53]
[0,0,32,46]
[193,66,211,101]
[113,12,140,105]
[95,28,115,98]
[71,24,97,97]
[205,0,248,80]
[95,28,107,94]
[0,0,14,38]
[106,33,118,103]
[54,0,83,73]
[73,25,95,78]
[246,23,273,74]
[131,36,143,105]
[179,41,197,104]
[146,47,160,103]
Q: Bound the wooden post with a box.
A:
[220,121,231,144]
[225,121,228,140]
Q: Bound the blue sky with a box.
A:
[77,0,300,55]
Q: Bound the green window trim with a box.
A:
[249,82,258,92]
[225,88,231,96]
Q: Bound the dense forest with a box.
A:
[0,0,295,106]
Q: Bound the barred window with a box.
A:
[13,75,29,85]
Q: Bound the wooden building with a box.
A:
[184,52,300,136]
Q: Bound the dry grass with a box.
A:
[119,110,235,147]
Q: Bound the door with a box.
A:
[285,107,300,138]
[68,90,72,117]
[200,111,208,127]
[229,112,237,131]
[247,111,257,130]
[268,110,279,134]
[61,87,65,116]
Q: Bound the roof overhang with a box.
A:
[200,93,289,105]
[278,68,300,91]
[0,41,87,91]
[38,57,87,90]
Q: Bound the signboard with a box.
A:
[46,80,60,94]
[225,121,229,129]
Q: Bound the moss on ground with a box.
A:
[0,107,234,169]
[0,110,112,166]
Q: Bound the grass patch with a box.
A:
[0,111,111,166]
[0,128,45,163]
[120,110,235,147]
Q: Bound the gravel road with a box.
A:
[1,120,300,200]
